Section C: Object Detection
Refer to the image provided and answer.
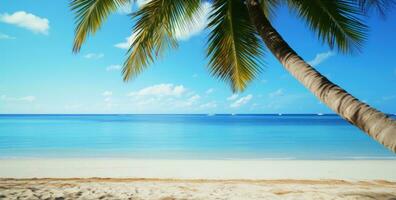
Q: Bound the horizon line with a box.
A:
[0,113,394,116]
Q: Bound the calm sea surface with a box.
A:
[0,114,395,160]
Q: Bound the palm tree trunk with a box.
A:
[246,0,396,152]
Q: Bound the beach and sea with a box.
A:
[1,114,396,199]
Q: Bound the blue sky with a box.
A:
[0,0,395,114]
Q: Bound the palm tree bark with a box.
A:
[246,0,396,152]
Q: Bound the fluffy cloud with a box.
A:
[0,95,36,102]
[308,51,335,66]
[0,33,15,40]
[124,84,205,112]
[128,84,187,97]
[230,94,253,108]
[0,11,49,34]
[177,94,201,107]
[84,53,104,59]
[106,64,122,71]
[227,94,239,101]
[174,2,211,41]
[188,94,200,102]
[114,33,136,49]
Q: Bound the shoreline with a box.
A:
[1,159,396,181]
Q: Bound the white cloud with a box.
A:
[0,33,15,40]
[200,101,217,109]
[114,33,136,49]
[174,2,211,41]
[188,94,200,102]
[106,64,122,71]
[84,53,104,59]
[205,88,214,95]
[118,2,133,14]
[230,94,253,108]
[177,94,201,107]
[136,0,150,7]
[227,94,239,101]
[0,11,49,35]
[128,84,187,97]
[308,51,335,66]
[124,84,205,111]
[0,95,36,102]
[269,89,284,98]
[102,91,112,97]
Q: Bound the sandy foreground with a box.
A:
[1,159,396,199]
[1,179,396,200]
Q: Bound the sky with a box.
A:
[0,0,395,114]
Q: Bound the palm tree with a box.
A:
[70,0,396,152]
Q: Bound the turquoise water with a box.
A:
[0,114,395,160]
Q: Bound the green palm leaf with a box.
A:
[207,0,265,92]
[70,0,131,52]
[357,0,396,16]
[123,0,201,81]
[287,0,368,53]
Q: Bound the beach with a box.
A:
[1,178,396,200]
[1,159,396,199]
[1,115,396,199]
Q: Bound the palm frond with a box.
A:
[287,0,368,53]
[70,0,131,53]
[207,0,265,92]
[123,0,201,81]
[357,0,396,17]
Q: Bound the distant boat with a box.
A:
[278,113,282,116]
[317,113,324,116]
[207,113,215,116]
[231,113,236,116]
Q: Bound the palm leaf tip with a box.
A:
[288,0,368,54]
[122,0,201,82]
[207,0,265,92]
[357,0,396,17]
[70,0,131,53]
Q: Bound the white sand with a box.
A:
[0,159,395,180]
[1,178,396,200]
[1,159,396,199]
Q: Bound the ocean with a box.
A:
[0,114,395,160]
